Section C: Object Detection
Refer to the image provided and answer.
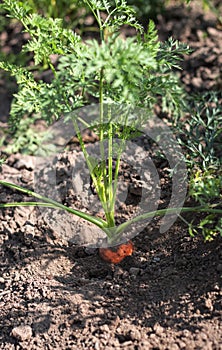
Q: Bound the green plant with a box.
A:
[0,0,221,246]
[172,92,222,240]
[187,169,222,240]
[175,92,222,170]
[3,116,52,154]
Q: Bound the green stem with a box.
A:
[108,121,113,206]
[0,180,108,229]
[178,213,191,226]
[103,7,118,27]
[1,181,221,243]
[104,119,115,227]
[110,138,125,211]
[114,205,222,236]
[0,202,55,208]
[71,119,109,220]
[47,59,57,77]
[98,68,111,224]
[99,70,105,158]
[84,0,100,27]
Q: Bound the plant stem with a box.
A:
[1,181,221,243]
[99,69,105,161]
[84,0,100,27]
[111,138,125,209]
[108,121,113,206]
[98,68,113,226]
[105,119,115,227]
[70,119,110,223]
[114,205,222,237]
[0,180,108,229]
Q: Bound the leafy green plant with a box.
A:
[0,0,188,147]
[2,116,51,154]
[172,92,222,240]
[0,0,221,246]
[175,92,222,170]
[187,169,222,240]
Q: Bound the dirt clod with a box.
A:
[11,325,32,341]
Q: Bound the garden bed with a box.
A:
[0,2,222,349]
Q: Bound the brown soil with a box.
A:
[0,3,222,350]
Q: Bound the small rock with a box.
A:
[213,283,220,291]
[129,329,141,341]
[207,27,220,37]
[177,340,186,348]
[0,277,5,284]
[153,323,164,336]
[72,173,83,193]
[153,257,160,262]
[13,271,21,282]
[191,76,203,88]
[94,341,100,350]
[15,156,34,170]
[182,329,190,337]
[11,325,32,341]
[100,324,110,333]
[129,267,140,276]
[170,344,179,350]
[205,298,214,311]
[150,333,156,339]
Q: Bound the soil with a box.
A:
[0,2,222,350]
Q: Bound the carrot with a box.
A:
[99,241,134,264]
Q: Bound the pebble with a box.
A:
[0,277,5,284]
[177,340,186,348]
[15,156,34,170]
[153,323,164,336]
[94,341,100,350]
[11,325,32,341]
[205,298,214,311]
[129,329,141,341]
[170,344,180,350]
[207,27,221,37]
[72,172,83,193]
[153,257,160,262]
[100,324,110,333]
[213,283,220,291]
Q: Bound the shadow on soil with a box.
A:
[1,223,221,345]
